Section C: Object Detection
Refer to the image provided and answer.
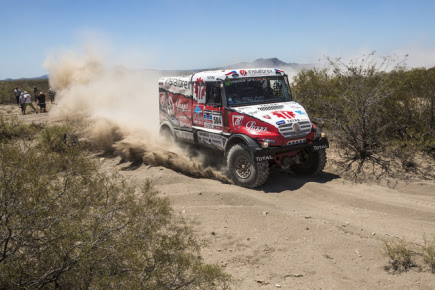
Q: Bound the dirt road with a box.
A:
[100,155,435,289]
[5,105,435,289]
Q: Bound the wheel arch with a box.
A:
[224,134,260,159]
[159,121,175,136]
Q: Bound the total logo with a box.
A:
[272,111,296,119]
[240,70,247,76]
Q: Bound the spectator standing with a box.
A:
[23,91,38,114]
[36,91,47,113]
[19,92,26,114]
[48,88,56,104]
[33,86,39,103]
[14,86,21,105]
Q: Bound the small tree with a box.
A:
[293,53,416,180]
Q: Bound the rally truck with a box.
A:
[159,68,329,188]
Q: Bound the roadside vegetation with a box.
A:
[382,235,435,274]
[292,53,434,181]
[0,79,49,104]
[0,118,232,289]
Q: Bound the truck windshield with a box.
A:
[224,77,291,107]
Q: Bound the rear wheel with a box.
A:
[291,149,326,176]
[227,144,269,188]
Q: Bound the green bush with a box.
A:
[0,125,232,289]
[0,115,34,141]
[0,79,49,104]
[292,54,435,180]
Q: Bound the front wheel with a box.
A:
[227,144,269,188]
[291,149,326,176]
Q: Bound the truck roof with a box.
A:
[159,68,286,84]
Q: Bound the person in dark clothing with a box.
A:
[36,91,47,113]
[14,86,21,105]
[33,86,39,103]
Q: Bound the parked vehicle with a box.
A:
[159,68,329,188]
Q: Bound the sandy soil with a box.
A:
[5,104,435,289]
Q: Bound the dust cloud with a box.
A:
[43,45,230,183]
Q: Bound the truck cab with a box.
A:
[159,68,329,188]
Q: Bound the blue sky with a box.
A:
[1,0,435,79]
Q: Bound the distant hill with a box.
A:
[158,58,314,76]
[2,75,48,81]
[219,58,313,71]
[2,58,312,80]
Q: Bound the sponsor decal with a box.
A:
[313,144,329,151]
[197,131,226,149]
[194,104,202,115]
[207,76,215,80]
[225,70,237,76]
[246,121,268,132]
[167,95,175,116]
[294,110,306,115]
[159,93,166,107]
[179,119,191,128]
[286,118,301,123]
[240,70,247,76]
[212,112,222,126]
[274,69,284,73]
[247,69,274,75]
[203,110,213,120]
[204,122,213,129]
[272,111,296,119]
[232,115,244,131]
[276,120,285,125]
[175,131,194,141]
[170,117,179,126]
[194,78,206,102]
[164,78,189,89]
[256,155,273,162]
[262,114,271,119]
[175,98,189,112]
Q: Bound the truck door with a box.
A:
[192,78,226,149]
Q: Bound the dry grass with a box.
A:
[382,238,416,272]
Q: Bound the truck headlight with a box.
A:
[321,132,326,138]
[261,142,269,148]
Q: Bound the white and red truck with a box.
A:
[159,68,329,188]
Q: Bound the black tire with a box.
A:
[227,144,269,188]
[291,149,326,176]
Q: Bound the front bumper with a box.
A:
[253,138,329,162]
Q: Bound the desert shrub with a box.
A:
[0,126,232,289]
[382,238,415,272]
[0,115,33,141]
[422,234,435,273]
[292,53,434,180]
[39,124,78,153]
[0,79,49,104]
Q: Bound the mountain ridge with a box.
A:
[2,58,313,80]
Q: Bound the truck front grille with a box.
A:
[258,105,284,111]
[278,121,312,139]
